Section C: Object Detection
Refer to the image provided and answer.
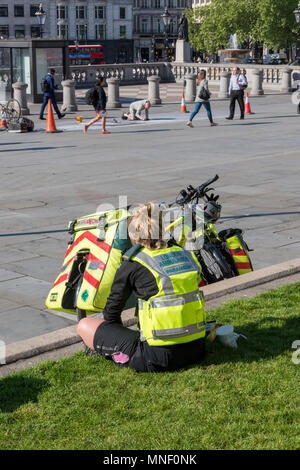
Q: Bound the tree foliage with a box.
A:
[186,0,299,53]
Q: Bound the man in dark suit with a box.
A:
[39,68,65,120]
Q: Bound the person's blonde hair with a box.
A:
[128,202,167,250]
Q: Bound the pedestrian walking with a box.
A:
[186,70,217,128]
[122,100,151,121]
[226,67,248,120]
[84,77,110,134]
[39,68,65,120]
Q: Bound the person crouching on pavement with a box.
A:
[84,77,111,135]
[77,202,206,373]
[122,100,151,121]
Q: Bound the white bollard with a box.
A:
[106,77,121,108]
[147,75,161,105]
[12,82,30,115]
[250,69,264,95]
[61,79,78,112]
[218,71,230,99]
[185,73,196,102]
[280,68,292,93]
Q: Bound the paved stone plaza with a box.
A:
[1,91,300,344]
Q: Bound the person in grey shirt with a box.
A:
[122,100,151,121]
[187,70,217,128]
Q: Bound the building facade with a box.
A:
[0,1,134,63]
[133,0,191,62]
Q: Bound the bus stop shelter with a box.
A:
[0,39,69,103]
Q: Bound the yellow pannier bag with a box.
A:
[45,208,132,315]
[219,228,253,275]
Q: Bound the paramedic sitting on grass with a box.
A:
[122,100,151,121]
[77,203,206,372]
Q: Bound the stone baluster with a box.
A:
[185,73,196,102]
[106,77,121,108]
[250,69,264,95]
[12,82,30,115]
[147,75,161,104]
[61,79,77,112]
[280,68,292,93]
[218,71,230,99]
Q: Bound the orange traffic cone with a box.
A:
[0,111,7,130]
[46,99,59,133]
[244,92,253,115]
[0,117,7,130]
[180,93,187,112]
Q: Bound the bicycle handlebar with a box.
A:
[170,174,219,206]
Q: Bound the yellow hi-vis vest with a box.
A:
[132,245,206,347]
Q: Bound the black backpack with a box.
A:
[41,77,49,93]
[85,87,99,106]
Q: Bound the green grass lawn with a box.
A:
[1,282,300,450]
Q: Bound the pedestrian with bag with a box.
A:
[226,67,248,120]
[186,70,217,128]
[84,77,110,134]
[77,202,206,373]
[39,68,65,120]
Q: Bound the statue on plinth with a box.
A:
[178,14,189,42]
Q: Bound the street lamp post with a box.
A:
[294,2,300,62]
[161,7,171,62]
[35,3,47,38]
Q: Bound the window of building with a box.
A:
[76,24,87,40]
[141,19,148,33]
[76,6,86,19]
[30,4,40,17]
[95,6,105,19]
[120,7,126,19]
[141,0,148,8]
[57,24,68,39]
[169,18,176,33]
[15,25,25,38]
[0,5,8,17]
[14,5,24,17]
[95,24,105,40]
[154,0,161,7]
[57,5,67,19]
[0,25,9,38]
[120,25,126,39]
[168,0,175,7]
[153,18,161,33]
[31,25,40,37]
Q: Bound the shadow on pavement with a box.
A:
[0,146,76,153]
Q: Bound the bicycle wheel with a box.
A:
[6,99,21,122]
[197,246,224,284]
[209,244,236,279]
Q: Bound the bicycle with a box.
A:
[0,98,21,125]
[165,174,252,284]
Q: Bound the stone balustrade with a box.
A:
[68,62,300,95]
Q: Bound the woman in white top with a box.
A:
[187,70,217,128]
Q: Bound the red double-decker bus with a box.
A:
[68,44,104,65]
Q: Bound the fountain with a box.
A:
[219,33,250,64]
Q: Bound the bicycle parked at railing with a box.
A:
[0,98,21,127]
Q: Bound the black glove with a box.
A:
[206,193,219,202]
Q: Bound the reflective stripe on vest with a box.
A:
[153,322,206,340]
[134,249,200,295]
